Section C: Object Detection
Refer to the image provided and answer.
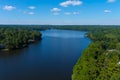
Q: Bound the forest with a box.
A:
[72,26,120,80]
[0,26,41,51]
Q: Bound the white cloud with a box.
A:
[3,5,16,11]
[64,12,79,15]
[28,12,35,15]
[64,12,71,15]
[60,0,83,7]
[51,8,61,12]
[104,10,111,13]
[108,0,116,3]
[28,6,36,9]
[73,12,79,15]
[51,8,61,15]
[23,11,35,15]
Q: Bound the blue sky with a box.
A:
[0,0,120,25]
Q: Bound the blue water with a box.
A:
[0,29,91,80]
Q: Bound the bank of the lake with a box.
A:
[0,29,91,80]
[0,28,41,51]
[72,28,120,80]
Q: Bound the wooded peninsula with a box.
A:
[0,26,41,51]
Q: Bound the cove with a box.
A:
[0,29,91,80]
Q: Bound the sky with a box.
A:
[0,0,120,25]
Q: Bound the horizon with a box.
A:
[0,24,120,26]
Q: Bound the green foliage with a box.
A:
[0,27,41,50]
[110,73,120,80]
[72,26,120,80]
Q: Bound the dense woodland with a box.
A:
[71,27,120,80]
[0,27,41,51]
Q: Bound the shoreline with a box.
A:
[0,39,41,52]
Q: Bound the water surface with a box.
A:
[0,29,91,80]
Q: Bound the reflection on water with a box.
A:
[42,29,86,38]
[0,29,91,80]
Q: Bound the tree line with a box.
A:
[0,27,41,51]
[72,26,120,80]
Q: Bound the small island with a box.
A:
[0,27,42,51]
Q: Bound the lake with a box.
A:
[0,29,91,80]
